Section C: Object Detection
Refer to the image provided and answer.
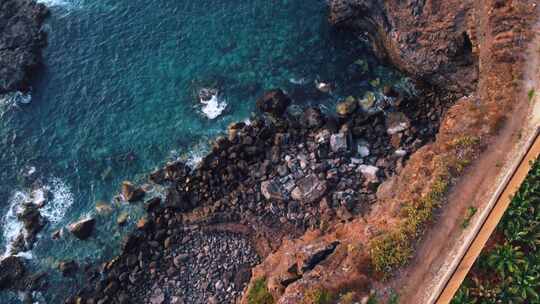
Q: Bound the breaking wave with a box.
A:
[200,94,227,120]
[1,177,74,258]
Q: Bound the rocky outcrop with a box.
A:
[0,256,26,289]
[121,181,146,202]
[58,260,78,277]
[0,0,49,94]
[70,83,449,303]
[256,89,292,117]
[329,0,478,93]
[242,1,537,303]
[68,218,96,240]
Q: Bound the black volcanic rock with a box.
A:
[0,256,26,289]
[256,89,292,117]
[0,0,49,94]
[68,218,96,240]
[58,260,78,277]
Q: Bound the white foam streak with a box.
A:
[36,0,79,8]
[289,77,309,85]
[1,191,27,258]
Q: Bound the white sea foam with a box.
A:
[1,191,27,258]
[15,251,33,260]
[36,0,79,9]
[289,77,309,85]
[0,91,32,111]
[1,177,74,257]
[200,94,227,120]
[186,150,204,169]
[38,178,74,225]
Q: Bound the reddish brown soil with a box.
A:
[388,2,539,302]
[241,1,539,303]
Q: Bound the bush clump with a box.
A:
[301,288,335,304]
[247,278,274,304]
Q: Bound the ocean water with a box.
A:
[0,0,404,302]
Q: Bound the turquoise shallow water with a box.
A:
[0,0,403,302]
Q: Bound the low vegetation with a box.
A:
[452,158,540,304]
[528,88,536,102]
[461,206,478,229]
[300,288,335,304]
[247,278,274,304]
[370,135,480,275]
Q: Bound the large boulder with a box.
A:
[297,241,339,273]
[68,218,96,240]
[0,256,26,289]
[17,203,45,235]
[121,181,146,202]
[260,180,286,201]
[256,89,291,117]
[291,174,328,204]
[336,96,358,117]
[165,187,194,212]
[303,107,324,129]
[58,260,78,277]
[330,133,348,153]
[386,112,410,135]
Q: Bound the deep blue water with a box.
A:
[0,0,403,302]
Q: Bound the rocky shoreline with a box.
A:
[0,0,49,95]
[0,0,512,303]
[25,78,450,304]
[0,2,459,300]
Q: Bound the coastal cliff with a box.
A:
[240,1,537,303]
[0,0,48,94]
[329,0,478,94]
[1,0,536,303]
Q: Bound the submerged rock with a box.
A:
[95,201,113,215]
[58,260,78,277]
[256,89,291,117]
[68,218,96,240]
[117,213,129,226]
[336,96,358,117]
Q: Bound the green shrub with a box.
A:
[301,288,335,304]
[247,278,274,304]
[461,206,478,229]
[528,88,536,102]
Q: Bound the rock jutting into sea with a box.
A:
[0,0,49,94]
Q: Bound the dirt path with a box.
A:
[386,1,540,303]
